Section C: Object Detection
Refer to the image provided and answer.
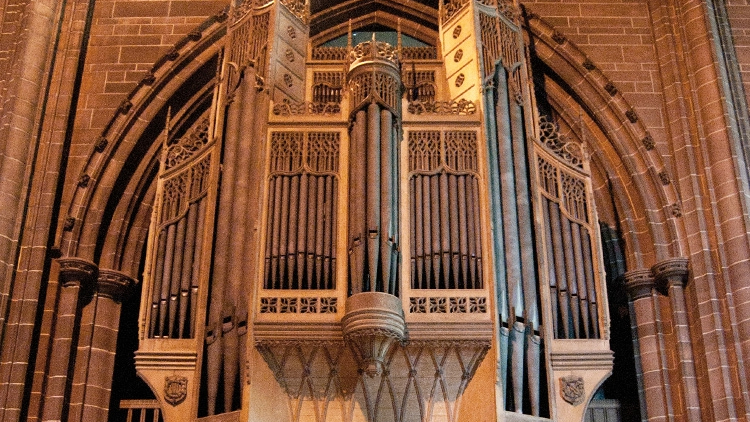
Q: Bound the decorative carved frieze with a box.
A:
[259,297,338,314]
[406,99,476,115]
[272,99,340,115]
[409,296,487,314]
[401,46,438,60]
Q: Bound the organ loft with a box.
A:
[3,0,749,421]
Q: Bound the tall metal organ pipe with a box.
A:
[346,39,401,296]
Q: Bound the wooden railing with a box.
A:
[119,400,163,422]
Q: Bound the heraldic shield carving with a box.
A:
[164,375,188,406]
[559,375,585,406]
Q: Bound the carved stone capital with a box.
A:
[623,269,655,301]
[97,269,136,303]
[652,257,689,290]
[57,257,98,289]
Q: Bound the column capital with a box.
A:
[652,257,689,289]
[96,269,136,303]
[623,269,655,301]
[57,257,98,288]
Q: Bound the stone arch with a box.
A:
[524,13,686,269]
[59,12,228,272]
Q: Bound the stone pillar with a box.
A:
[624,268,671,421]
[68,269,135,422]
[40,257,97,422]
[653,258,701,422]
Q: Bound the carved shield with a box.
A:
[164,375,188,406]
[560,375,585,406]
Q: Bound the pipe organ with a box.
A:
[135,0,612,421]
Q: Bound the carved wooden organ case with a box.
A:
[136,0,612,421]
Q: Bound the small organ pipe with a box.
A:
[296,174,309,288]
[380,109,393,290]
[458,175,469,289]
[430,175,441,287]
[169,216,187,336]
[526,331,541,415]
[179,203,198,337]
[541,197,559,336]
[465,176,477,288]
[510,321,525,413]
[439,172,450,289]
[422,176,433,289]
[323,175,334,289]
[279,176,291,287]
[472,177,483,286]
[314,176,326,287]
[496,69,523,320]
[411,178,420,288]
[306,177,318,288]
[349,110,367,293]
[264,177,276,288]
[581,228,599,337]
[560,212,580,337]
[485,80,508,322]
[366,103,381,291]
[571,222,590,337]
[191,198,207,338]
[287,175,300,287]
[549,201,571,338]
[449,174,460,289]
[159,224,176,336]
[511,100,538,329]
[150,230,167,337]
[330,178,339,289]
[271,177,283,289]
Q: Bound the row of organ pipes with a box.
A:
[148,117,212,340]
[264,132,339,290]
[408,131,484,290]
[348,101,400,295]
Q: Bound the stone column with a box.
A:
[68,269,135,422]
[653,257,701,422]
[624,268,671,421]
[40,257,97,422]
